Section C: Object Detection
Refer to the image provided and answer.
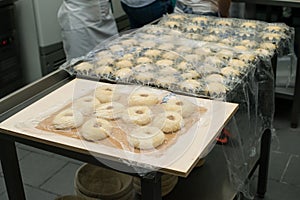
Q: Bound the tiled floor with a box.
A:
[0,97,299,200]
[259,98,300,200]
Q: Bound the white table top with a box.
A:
[0,78,238,177]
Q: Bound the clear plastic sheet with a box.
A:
[59,13,294,198]
[13,79,234,178]
[158,13,295,57]
[61,26,261,100]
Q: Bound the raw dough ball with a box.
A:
[80,118,112,141]
[94,102,125,120]
[241,21,257,29]
[240,40,258,49]
[109,45,124,53]
[180,79,203,92]
[238,53,256,64]
[115,60,133,69]
[162,51,180,60]
[140,41,157,48]
[156,59,174,68]
[95,85,120,103]
[73,96,100,115]
[205,74,225,83]
[133,72,155,83]
[228,59,247,71]
[158,43,175,51]
[163,21,181,29]
[168,13,186,21]
[205,82,227,96]
[120,38,138,46]
[217,49,234,61]
[136,57,153,64]
[144,49,162,59]
[74,62,94,73]
[221,67,240,78]
[180,70,200,80]
[128,89,159,106]
[127,126,165,149]
[96,57,114,66]
[123,106,152,126]
[155,76,178,88]
[191,16,209,25]
[114,68,132,79]
[52,109,84,130]
[152,111,183,133]
[260,42,276,51]
[162,98,196,118]
[95,65,113,76]
[215,20,232,27]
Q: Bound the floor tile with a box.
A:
[281,155,300,187]
[268,151,290,181]
[0,185,58,200]
[19,152,67,187]
[24,185,58,200]
[52,154,85,166]
[263,179,300,200]
[0,176,6,194]
[0,192,7,200]
[41,162,81,195]
[17,143,54,157]
[0,164,2,177]
[17,147,31,160]
[274,130,300,155]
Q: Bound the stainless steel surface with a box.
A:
[232,0,300,7]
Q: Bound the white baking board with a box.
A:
[0,78,238,177]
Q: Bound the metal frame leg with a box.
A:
[291,33,300,128]
[0,139,26,200]
[141,172,162,200]
[257,129,272,198]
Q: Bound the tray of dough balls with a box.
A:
[61,27,258,99]
[158,13,294,57]
[0,78,238,176]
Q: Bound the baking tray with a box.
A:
[0,78,238,177]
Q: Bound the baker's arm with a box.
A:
[218,0,231,17]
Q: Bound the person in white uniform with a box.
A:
[175,0,231,17]
[58,0,118,60]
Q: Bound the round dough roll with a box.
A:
[72,96,100,115]
[162,98,196,118]
[127,126,165,149]
[94,102,125,120]
[152,111,183,133]
[128,89,159,106]
[95,85,120,103]
[52,109,84,130]
[80,118,112,141]
[123,106,152,126]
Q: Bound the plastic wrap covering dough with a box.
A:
[158,13,295,58]
[58,13,292,198]
[12,79,238,176]
[61,25,260,100]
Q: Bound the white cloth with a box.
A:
[175,0,218,14]
[120,0,156,8]
[58,0,118,59]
